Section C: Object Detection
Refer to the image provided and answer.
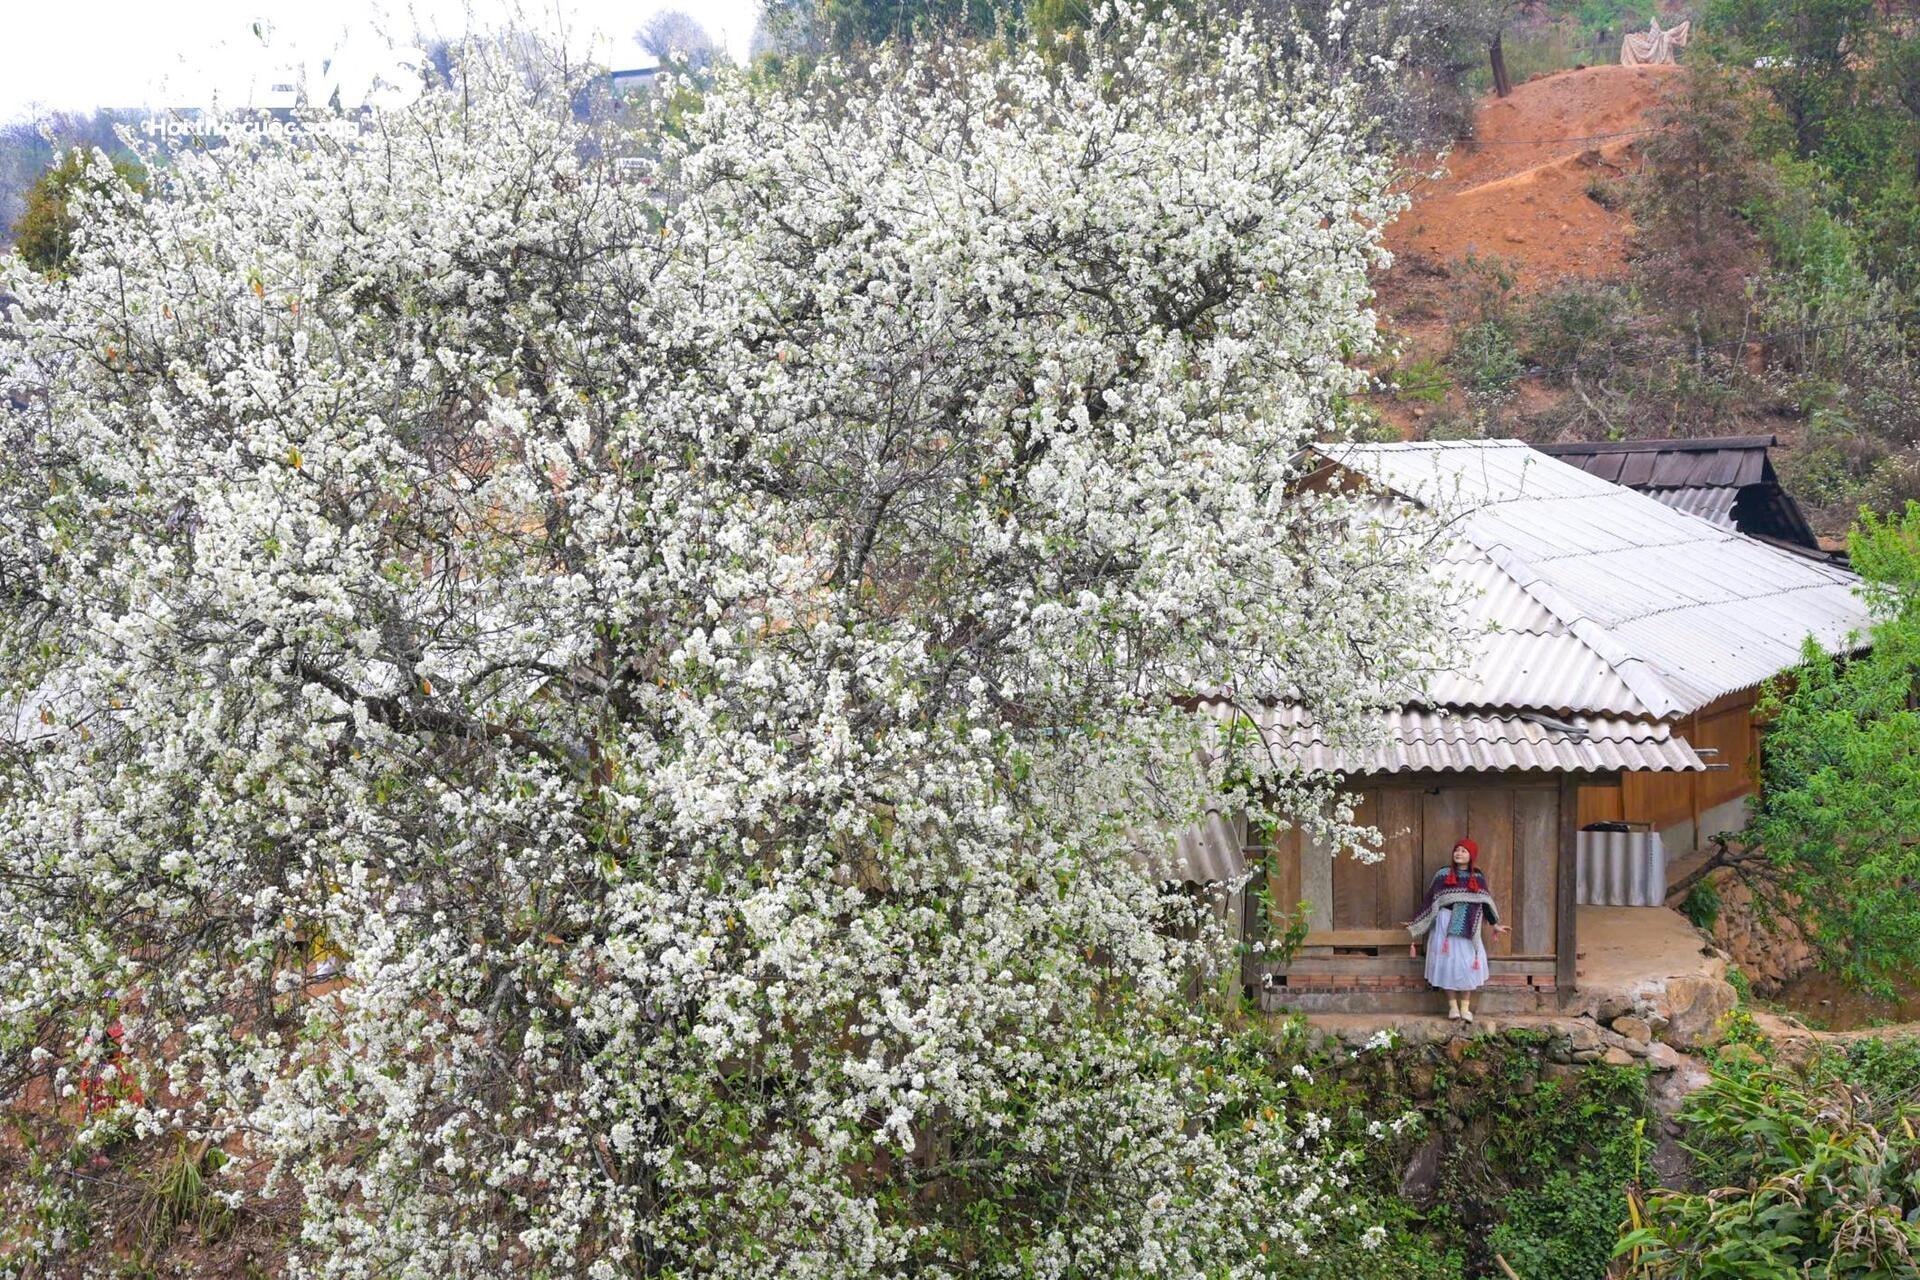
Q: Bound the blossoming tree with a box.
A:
[0,13,1451,1276]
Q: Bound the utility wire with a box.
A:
[1379,314,1895,396]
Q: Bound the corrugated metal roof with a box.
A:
[1539,436,1774,490]
[1536,436,1820,549]
[1217,702,1706,775]
[1315,440,1868,719]
[1158,705,1701,882]
[1426,546,1648,715]
[1165,808,1248,883]
[1652,486,1737,528]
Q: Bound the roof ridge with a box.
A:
[1341,438,1532,450]
[1537,435,1777,455]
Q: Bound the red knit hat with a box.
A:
[1445,838,1480,888]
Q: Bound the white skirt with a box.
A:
[1424,906,1489,992]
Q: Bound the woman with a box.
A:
[1405,838,1511,1022]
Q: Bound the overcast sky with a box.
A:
[1,0,763,123]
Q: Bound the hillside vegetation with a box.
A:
[1371,2,1920,540]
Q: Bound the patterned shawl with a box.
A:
[1406,866,1499,945]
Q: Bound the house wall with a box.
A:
[1575,689,1761,851]
[1256,771,1599,1012]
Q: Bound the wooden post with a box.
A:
[1489,31,1513,98]
[1688,711,1702,850]
[1240,822,1271,998]
[1556,775,1581,1001]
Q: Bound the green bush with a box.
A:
[1492,1166,1634,1280]
[1678,879,1721,932]
[1284,1029,1650,1280]
[1451,321,1523,398]
[1619,1064,1920,1278]
[10,149,146,277]
[1289,1195,1465,1279]
[1422,405,1485,441]
[1391,356,1453,405]
[1522,282,1633,381]
[1831,1035,1920,1100]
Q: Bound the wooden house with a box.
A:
[1178,440,1868,1013]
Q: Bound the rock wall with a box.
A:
[1697,867,1816,993]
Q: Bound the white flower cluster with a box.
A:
[0,11,1447,1276]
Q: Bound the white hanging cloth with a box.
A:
[1621,18,1691,66]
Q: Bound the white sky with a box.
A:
[0,0,764,123]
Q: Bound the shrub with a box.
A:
[1451,320,1523,399]
[1423,404,1485,441]
[1287,1029,1650,1280]
[1391,355,1454,404]
[1491,1166,1633,1280]
[1585,174,1627,210]
[10,149,146,277]
[1678,879,1721,932]
[1620,1065,1920,1278]
[1521,282,1633,381]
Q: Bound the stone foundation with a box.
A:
[1269,973,1555,993]
[1282,908,1743,1050]
[1691,866,1816,994]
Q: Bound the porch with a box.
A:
[1251,772,1595,1015]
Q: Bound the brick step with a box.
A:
[1262,986,1562,1015]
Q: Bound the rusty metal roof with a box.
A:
[1314,440,1869,720]
[1536,436,1821,549]
[1537,435,1776,488]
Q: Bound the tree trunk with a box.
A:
[1489,31,1513,98]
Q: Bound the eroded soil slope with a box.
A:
[1383,63,1681,289]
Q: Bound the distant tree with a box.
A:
[1705,0,1881,157]
[759,0,1012,56]
[1481,0,1520,97]
[1632,62,1772,342]
[637,8,723,69]
[752,0,1487,148]
[0,110,133,242]
[10,149,145,276]
[1883,32,1920,184]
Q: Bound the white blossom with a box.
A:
[0,12,1450,1276]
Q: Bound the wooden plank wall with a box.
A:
[1575,690,1760,833]
[1271,778,1563,959]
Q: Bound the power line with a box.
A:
[1379,314,1897,396]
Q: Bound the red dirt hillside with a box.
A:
[1384,62,1683,289]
